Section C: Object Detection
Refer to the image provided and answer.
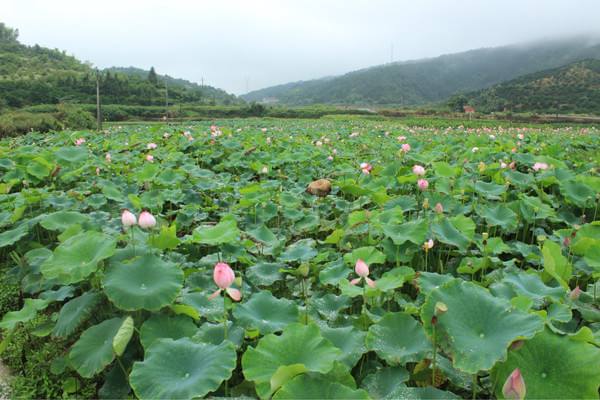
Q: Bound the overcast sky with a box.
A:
[4,0,600,94]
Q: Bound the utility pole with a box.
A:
[96,69,102,131]
[165,79,169,119]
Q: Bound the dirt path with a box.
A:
[0,361,10,400]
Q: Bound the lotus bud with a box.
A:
[147,143,157,150]
[434,203,444,214]
[355,259,369,277]
[482,232,489,241]
[422,198,430,209]
[121,209,137,227]
[502,368,526,400]
[401,143,411,152]
[569,286,581,300]
[138,211,156,229]
[213,262,235,289]
[412,165,426,176]
[417,179,429,191]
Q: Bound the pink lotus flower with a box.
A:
[434,203,444,214]
[209,262,241,301]
[261,128,267,133]
[517,133,524,140]
[417,179,429,191]
[96,167,101,176]
[163,132,171,138]
[532,162,549,171]
[397,135,407,141]
[327,155,334,161]
[183,130,191,137]
[146,154,154,163]
[350,259,375,288]
[502,368,526,400]
[500,161,507,169]
[332,149,338,155]
[360,162,372,175]
[138,211,156,229]
[266,137,272,144]
[121,210,137,227]
[315,140,323,146]
[75,138,85,146]
[147,143,157,150]
[401,143,411,152]
[412,165,426,176]
[105,153,112,163]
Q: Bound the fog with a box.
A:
[4,0,600,94]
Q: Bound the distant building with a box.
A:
[463,105,475,113]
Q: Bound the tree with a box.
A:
[447,94,468,112]
[0,23,19,43]
[147,67,158,85]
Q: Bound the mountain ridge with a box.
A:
[242,36,600,106]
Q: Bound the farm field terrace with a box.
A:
[0,117,599,399]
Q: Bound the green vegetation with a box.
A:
[0,22,237,112]
[464,59,600,114]
[0,118,599,399]
[242,37,600,106]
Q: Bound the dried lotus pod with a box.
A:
[306,179,331,196]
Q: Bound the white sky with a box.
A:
[4,0,600,94]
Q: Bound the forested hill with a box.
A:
[0,23,238,110]
[242,36,600,106]
[464,59,600,114]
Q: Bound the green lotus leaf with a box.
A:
[311,293,351,321]
[375,267,415,291]
[474,180,506,199]
[112,316,134,357]
[432,216,475,252]
[383,218,428,245]
[273,374,369,399]
[181,292,224,323]
[343,246,386,266]
[26,156,53,179]
[193,321,245,346]
[560,181,595,208]
[320,324,366,368]
[319,258,349,286]
[421,280,544,373]
[149,223,180,250]
[54,147,89,163]
[40,211,90,232]
[233,291,299,334]
[478,204,518,232]
[41,231,117,284]
[69,317,124,378]
[361,367,410,399]
[130,338,237,400]
[379,385,460,399]
[52,292,101,337]
[246,262,284,286]
[504,169,534,188]
[417,272,455,297]
[492,329,600,399]
[542,240,571,289]
[366,312,432,365]
[0,298,49,330]
[140,314,198,349]
[191,217,239,245]
[242,323,342,399]
[0,223,29,248]
[103,253,183,311]
[279,238,318,262]
[491,271,565,308]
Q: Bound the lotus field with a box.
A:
[1,118,600,399]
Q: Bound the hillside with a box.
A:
[242,37,600,106]
[0,23,238,111]
[465,59,600,114]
